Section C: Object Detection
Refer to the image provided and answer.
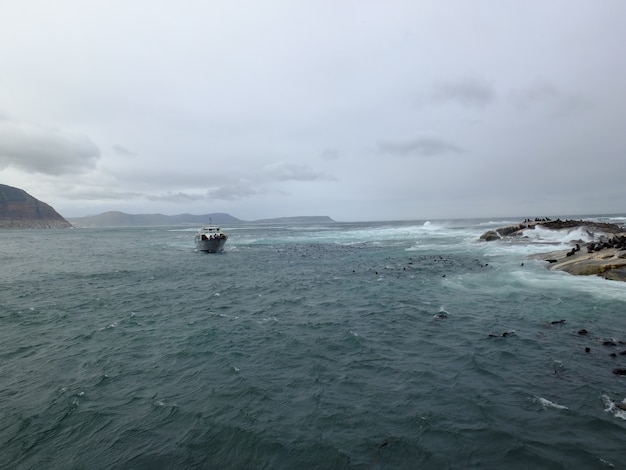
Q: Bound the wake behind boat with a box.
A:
[195,223,228,253]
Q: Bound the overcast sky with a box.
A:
[1,1,625,221]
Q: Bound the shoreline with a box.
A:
[479,219,626,282]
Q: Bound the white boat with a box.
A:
[195,224,228,253]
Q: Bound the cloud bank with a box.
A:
[378,134,464,157]
[0,119,100,175]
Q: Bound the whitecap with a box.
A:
[602,394,626,420]
[98,321,118,331]
[521,225,600,246]
[534,396,568,410]
[433,306,449,320]
[598,458,615,468]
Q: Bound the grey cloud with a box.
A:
[510,80,591,117]
[321,148,340,160]
[511,80,557,109]
[0,120,100,175]
[378,134,464,157]
[428,79,496,108]
[63,185,207,203]
[112,144,136,156]
[262,161,335,181]
[207,184,264,201]
[64,188,145,201]
[146,192,206,203]
[204,161,336,201]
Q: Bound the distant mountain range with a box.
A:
[0,183,335,229]
[67,211,335,228]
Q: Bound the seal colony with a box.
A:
[479,218,626,282]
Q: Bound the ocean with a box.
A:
[2,216,626,469]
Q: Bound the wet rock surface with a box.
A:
[480,218,626,281]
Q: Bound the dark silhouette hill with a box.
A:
[0,184,72,229]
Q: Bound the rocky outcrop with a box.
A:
[479,218,625,241]
[0,184,72,229]
[529,247,626,281]
[480,218,626,281]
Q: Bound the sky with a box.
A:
[1,1,625,222]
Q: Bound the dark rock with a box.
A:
[612,368,626,375]
[479,230,501,241]
[479,219,625,242]
[602,269,626,282]
[489,331,514,337]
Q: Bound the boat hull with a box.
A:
[195,237,227,253]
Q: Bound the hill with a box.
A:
[0,184,72,229]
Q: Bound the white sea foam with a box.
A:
[98,321,118,331]
[259,316,278,323]
[433,306,449,320]
[603,216,626,223]
[521,225,598,245]
[602,394,626,420]
[534,396,568,410]
[477,220,519,227]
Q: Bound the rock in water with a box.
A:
[0,184,72,229]
[481,218,626,282]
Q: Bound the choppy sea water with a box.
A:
[2,216,626,469]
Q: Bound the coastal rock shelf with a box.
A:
[479,219,626,281]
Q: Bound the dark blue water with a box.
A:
[2,219,626,469]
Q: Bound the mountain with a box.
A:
[0,184,72,229]
[68,211,335,227]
